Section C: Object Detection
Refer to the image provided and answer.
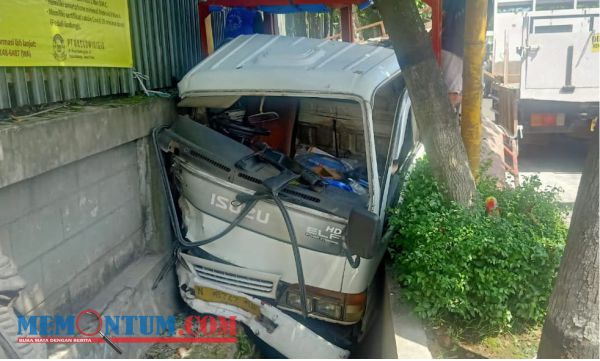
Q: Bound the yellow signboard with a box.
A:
[0,0,133,67]
[593,33,599,53]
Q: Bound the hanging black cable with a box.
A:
[152,126,259,248]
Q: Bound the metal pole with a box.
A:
[198,2,210,59]
[461,0,489,176]
[340,6,354,43]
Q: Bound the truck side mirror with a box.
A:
[345,208,380,259]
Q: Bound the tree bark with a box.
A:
[374,0,477,206]
[352,5,362,42]
[329,9,336,37]
[538,134,599,358]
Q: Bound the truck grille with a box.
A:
[181,252,280,299]
[193,264,275,296]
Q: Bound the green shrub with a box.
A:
[388,158,567,335]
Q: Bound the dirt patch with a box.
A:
[425,325,541,359]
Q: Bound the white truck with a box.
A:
[490,0,599,139]
[154,34,419,358]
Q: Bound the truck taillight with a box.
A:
[530,113,565,127]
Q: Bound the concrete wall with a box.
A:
[1,142,143,314]
[0,97,177,320]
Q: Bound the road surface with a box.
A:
[519,139,588,206]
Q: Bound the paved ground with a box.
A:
[519,139,588,205]
[518,137,590,226]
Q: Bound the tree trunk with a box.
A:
[352,5,362,42]
[538,134,599,358]
[374,0,477,206]
[329,9,336,37]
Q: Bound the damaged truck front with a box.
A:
[154,35,419,358]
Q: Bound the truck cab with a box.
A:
[154,35,418,358]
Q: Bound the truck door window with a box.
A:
[371,76,405,187]
[375,85,412,216]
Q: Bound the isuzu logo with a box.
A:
[210,193,270,224]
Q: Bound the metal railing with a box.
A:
[0,0,202,110]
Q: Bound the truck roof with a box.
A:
[178,34,401,103]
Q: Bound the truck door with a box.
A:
[522,11,599,96]
[378,91,411,218]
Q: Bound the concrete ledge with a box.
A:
[353,265,432,359]
[385,266,432,359]
[0,97,177,189]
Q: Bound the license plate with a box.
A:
[195,286,261,317]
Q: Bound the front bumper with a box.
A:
[176,260,350,358]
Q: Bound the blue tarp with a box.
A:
[223,7,259,38]
[258,5,330,13]
[209,1,372,14]
[211,1,373,39]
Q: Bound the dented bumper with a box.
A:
[176,260,350,359]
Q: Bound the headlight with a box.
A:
[314,298,343,319]
[279,285,366,323]
[286,289,313,312]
